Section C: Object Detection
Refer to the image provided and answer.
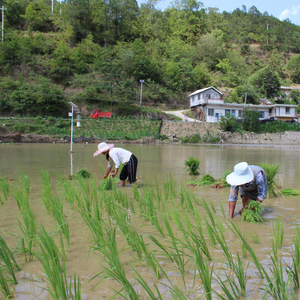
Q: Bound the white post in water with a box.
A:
[1,5,7,43]
[69,101,78,153]
[139,79,144,107]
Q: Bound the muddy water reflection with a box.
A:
[1,143,300,299]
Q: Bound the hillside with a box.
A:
[1,0,300,118]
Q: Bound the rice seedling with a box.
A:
[18,173,30,201]
[193,246,213,300]
[273,215,284,249]
[259,162,281,197]
[90,226,141,300]
[261,256,294,299]
[0,178,9,202]
[12,185,37,262]
[34,226,81,300]
[51,196,70,251]
[291,225,300,271]
[0,268,12,299]
[214,271,243,300]
[280,188,300,196]
[241,200,265,223]
[41,169,53,214]
[184,156,201,175]
[250,233,260,244]
[233,252,249,297]
[229,220,264,278]
[286,259,299,289]
[0,234,20,284]
[130,266,163,299]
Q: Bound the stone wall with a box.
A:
[160,120,300,145]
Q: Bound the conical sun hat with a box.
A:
[93,142,114,157]
[226,162,254,186]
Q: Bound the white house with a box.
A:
[189,86,297,123]
[280,86,300,99]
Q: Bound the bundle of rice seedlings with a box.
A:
[211,170,231,188]
[187,174,216,186]
[75,169,91,179]
[241,200,265,223]
[259,162,281,197]
[280,188,300,196]
[98,177,113,191]
[184,156,201,175]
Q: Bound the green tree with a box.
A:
[242,109,260,132]
[286,54,300,84]
[249,67,281,98]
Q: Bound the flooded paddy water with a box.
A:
[1,143,300,299]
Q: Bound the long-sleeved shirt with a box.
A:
[229,170,267,202]
[107,147,132,168]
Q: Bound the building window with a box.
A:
[198,94,201,100]
[208,109,214,116]
[238,110,242,117]
[231,110,235,117]
[260,111,265,118]
[225,109,230,116]
[206,94,211,99]
[269,109,272,113]
[286,107,290,114]
[214,94,219,99]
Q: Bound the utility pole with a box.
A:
[1,5,7,43]
[51,0,54,14]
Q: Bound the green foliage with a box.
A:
[219,115,239,132]
[259,162,281,197]
[241,200,264,223]
[184,156,201,175]
[287,55,300,84]
[249,67,281,98]
[242,109,260,132]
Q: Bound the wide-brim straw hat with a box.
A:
[93,142,114,157]
[226,162,254,186]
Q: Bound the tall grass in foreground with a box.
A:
[0,234,20,284]
[35,226,81,300]
[41,169,53,214]
[51,197,70,251]
[272,216,284,249]
[12,182,37,262]
[0,267,12,299]
[0,178,10,202]
[262,256,295,299]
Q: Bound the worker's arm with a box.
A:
[103,167,112,178]
[110,168,119,178]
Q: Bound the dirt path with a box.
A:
[163,110,200,122]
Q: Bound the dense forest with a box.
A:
[1,0,300,117]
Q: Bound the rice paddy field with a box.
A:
[1,143,300,299]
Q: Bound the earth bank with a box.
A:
[1,121,300,146]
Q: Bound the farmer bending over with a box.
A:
[226,162,268,218]
[93,142,138,187]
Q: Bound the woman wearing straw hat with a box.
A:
[93,142,138,187]
[226,162,268,218]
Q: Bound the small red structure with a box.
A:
[90,109,112,119]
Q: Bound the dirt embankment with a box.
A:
[2,121,300,146]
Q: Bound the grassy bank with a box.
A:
[0,116,162,141]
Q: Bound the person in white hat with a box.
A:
[93,142,138,186]
[226,162,268,218]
